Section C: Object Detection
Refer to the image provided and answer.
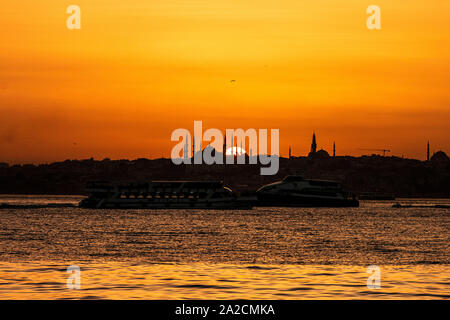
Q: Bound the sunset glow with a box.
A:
[1,0,449,163]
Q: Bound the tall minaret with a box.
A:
[333,142,336,157]
[310,132,317,154]
[289,145,292,159]
[223,135,226,155]
[427,141,430,161]
[193,136,195,158]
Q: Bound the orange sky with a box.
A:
[0,0,449,164]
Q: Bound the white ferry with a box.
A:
[256,175,359,207]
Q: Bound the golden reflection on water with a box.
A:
[0,262,448,299]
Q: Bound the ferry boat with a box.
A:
[256,175,359,207]
[79,181,252,209]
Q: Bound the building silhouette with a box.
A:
[308,132,330,158]
[430,150,449,162]
[310,132,317,154]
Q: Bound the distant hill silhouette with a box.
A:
[0,154,449,197]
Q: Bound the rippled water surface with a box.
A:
[0,195,448,299]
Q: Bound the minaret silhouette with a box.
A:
[289,145,292,159]
[223,135,226,154]
[310,132,317,154]
[333,142,336,157]
[427,141,430,161]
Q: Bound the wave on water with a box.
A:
[0,203,77,209]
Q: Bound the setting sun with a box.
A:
[226,147,246,156]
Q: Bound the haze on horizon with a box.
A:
[0,0,449,164]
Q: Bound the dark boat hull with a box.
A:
[256,193,359,207]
